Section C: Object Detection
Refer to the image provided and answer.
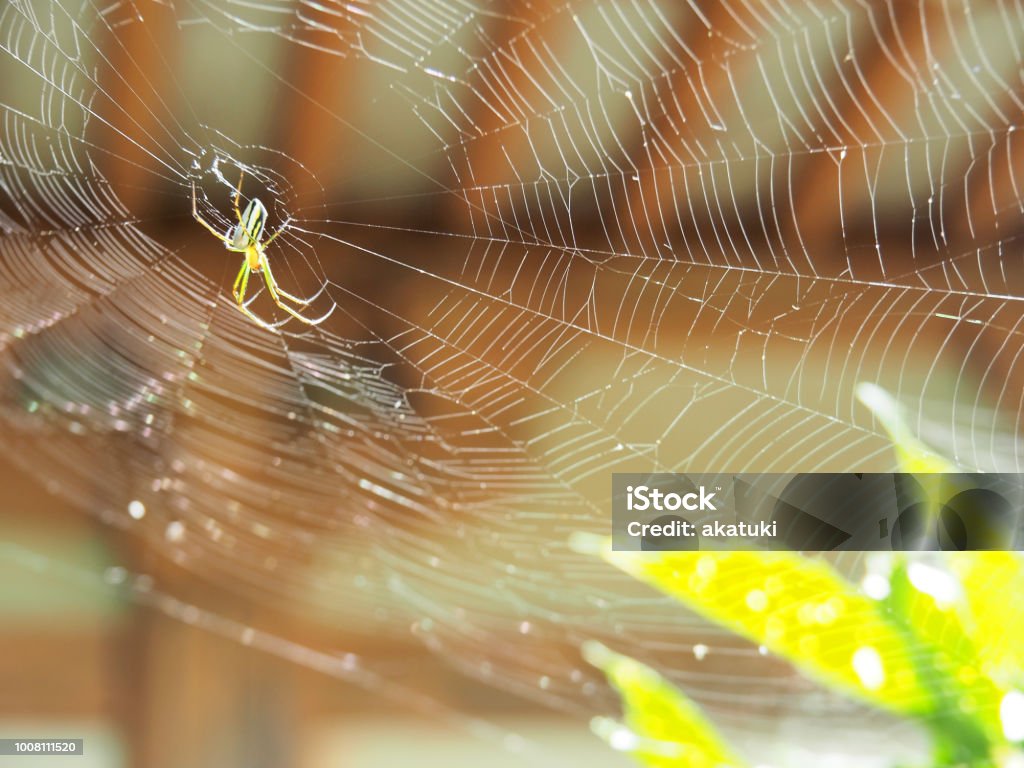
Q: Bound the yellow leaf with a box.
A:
[585,641,745,768]
[856,383,957,474]
[573,533,931,716]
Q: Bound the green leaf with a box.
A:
[584,641,745,768]
[948,552,1024,689]
[882,560,1001,764]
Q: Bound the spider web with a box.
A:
[1,0,1022,763]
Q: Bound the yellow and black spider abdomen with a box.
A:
[229,197,267,250]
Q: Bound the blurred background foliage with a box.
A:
[582,390,1024,768]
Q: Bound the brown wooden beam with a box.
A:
[91,4,181,223]
[787,1,934,274]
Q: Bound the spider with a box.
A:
[191,173,321,328]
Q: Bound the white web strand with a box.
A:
[1,0,1023,763]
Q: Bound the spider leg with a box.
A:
[255,224,313,306]
[270,272,312,305]
[259,221,310,303]
[259,252,312,305]
[260,253,321,325]
[231,260,249,303]
[261,216,291,248]
[232,261,275,329]
[192,182,233,244]
[233,171,245,219]
[275,286,311,305]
